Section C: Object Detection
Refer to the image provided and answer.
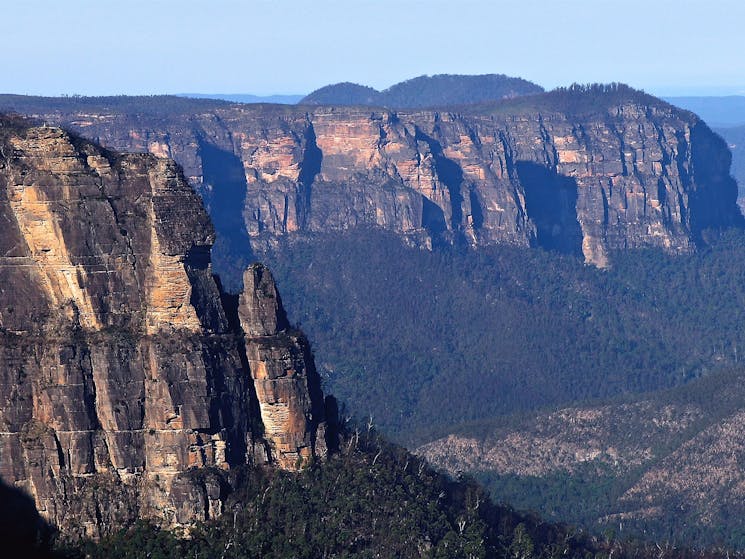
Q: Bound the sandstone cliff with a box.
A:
[239,264,327,470]
[3,85,740,289]
[0,116,329,539]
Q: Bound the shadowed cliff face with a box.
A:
[0,118,331,539]
[0,479,54,558]
[198,138,255,291]
[18,91,741,287]
[688,121,742,239]
[516,162,583,255]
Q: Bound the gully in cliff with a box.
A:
[7,85,741,291]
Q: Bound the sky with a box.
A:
[4,0,745,97]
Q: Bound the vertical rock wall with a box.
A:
[238,264,327,470]
[25,90,742,282]
[0,120,329,538]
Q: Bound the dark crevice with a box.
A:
[197,138,255,292]
[613,124,630,177]
[217,281,241,333]
[185,246,228,332]
[52,432,65,470]
[323,395,340,454]
[202,341,244,466]
[674,130,691,191]
[468,189,484,229]
[657,178,669,224]
[499,132,530,228]
[294,336,328,458]
[421,197,447,236]
[516,161,583,256]
[601,186,610,230]
[217,285,266,464]
[297,122,323,229]
[414,129,464,238]
[78,343,102,432]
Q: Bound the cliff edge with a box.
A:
[0,116,330,539]
[6,85,740,289]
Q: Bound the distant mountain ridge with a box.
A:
[178,93,304,104]
[300,73,545,108]
[1,84,740,293]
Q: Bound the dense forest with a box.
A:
[300,73,544,108]
[255,227,745,445]
[33,428,745,559]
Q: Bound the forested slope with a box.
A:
[258,228,745,445]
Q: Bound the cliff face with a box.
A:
[239,264,327,470]
[10,88,740,286]
[0,117,329,539]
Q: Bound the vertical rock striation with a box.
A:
[239,264,327,470]
[10,86,741,284]
[0,117,329,539]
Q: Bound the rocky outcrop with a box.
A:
[618,409,745,524]
[7,86,739,288]
[239,264,327,470]
[417,402,704,478]
[0,117,330,539]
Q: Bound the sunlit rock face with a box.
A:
[239,263,327,471]
[0,118,330,539]
[23,88,741,282]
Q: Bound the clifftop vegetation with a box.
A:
[57,429,745,558]
[300,73,544,108]
[0,94,233,116]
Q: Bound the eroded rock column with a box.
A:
[238,263,326,470]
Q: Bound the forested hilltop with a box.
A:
[299,73,544,107]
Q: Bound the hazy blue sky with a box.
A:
[4,0,745,96]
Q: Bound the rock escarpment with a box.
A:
[0,116,330,539]
[4,85,740,286]
[239,264,327,470]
